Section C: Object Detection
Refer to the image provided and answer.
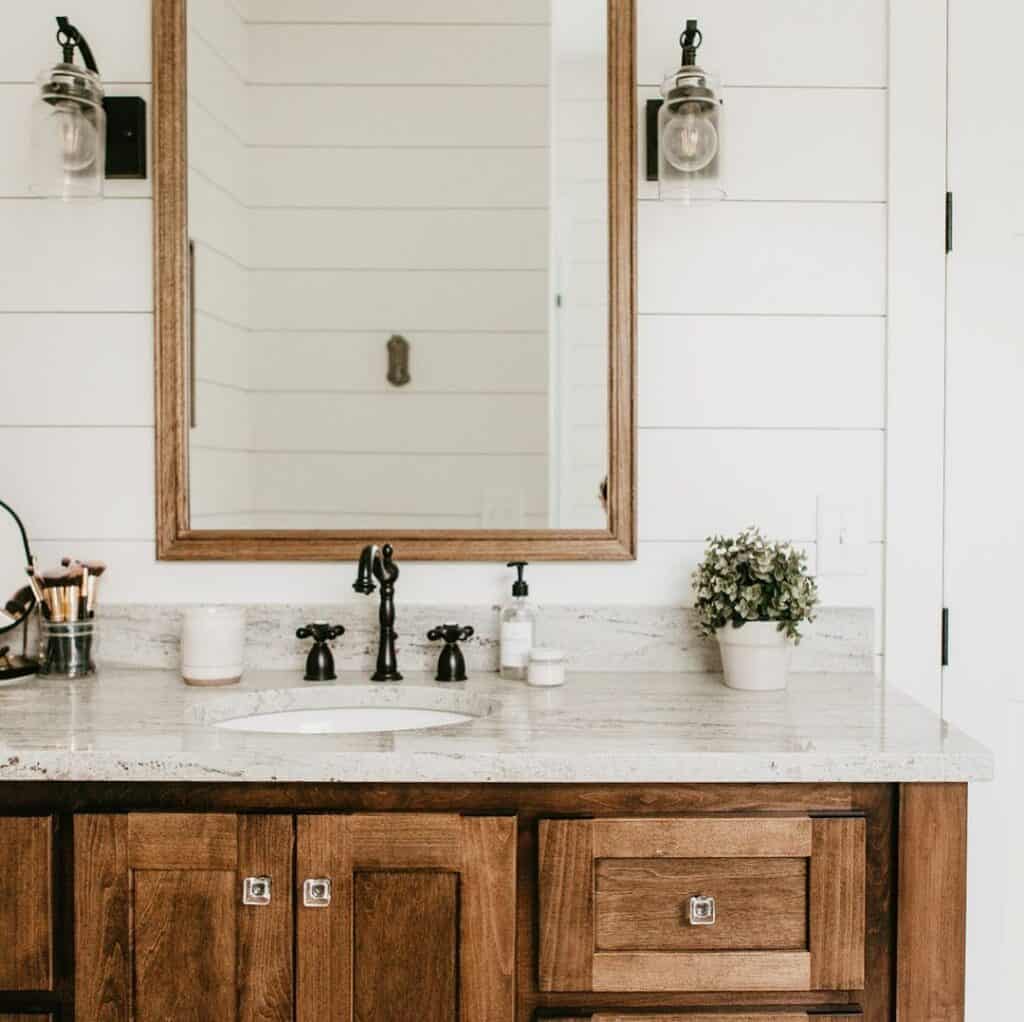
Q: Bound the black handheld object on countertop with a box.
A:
[296,622,345,682]
[427,624,475,683]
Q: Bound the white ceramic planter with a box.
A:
[716,621,793,691]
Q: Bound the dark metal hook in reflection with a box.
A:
[387,334,411,387]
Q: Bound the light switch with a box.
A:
[816,498,868,576]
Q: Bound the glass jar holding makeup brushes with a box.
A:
[39,619,96,678]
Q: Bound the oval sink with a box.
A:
[214,705,474,735]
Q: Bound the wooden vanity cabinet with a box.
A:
[73,811,515,1022]
[0,816,53,992]
[74,813,293,1022]
[539,815,866,993]
[295,813,515,1021]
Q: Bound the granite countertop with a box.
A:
[0,668,992,783]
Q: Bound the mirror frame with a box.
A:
[0,499,36,637]
[153,0,636,561]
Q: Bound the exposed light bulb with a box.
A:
[660,109,718,173]
[51,100,98,172]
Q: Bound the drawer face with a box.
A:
[550,1015,861,1022]
[0,816,54,990]
[539,815,865,994]
[596,857,808,952]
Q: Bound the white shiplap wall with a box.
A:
[0,0,883,638]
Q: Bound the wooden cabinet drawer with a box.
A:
[550,1014,861,1022]
[0,817,53,990]
[539,816,865,993]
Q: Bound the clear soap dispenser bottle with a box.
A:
[500,561,535,681]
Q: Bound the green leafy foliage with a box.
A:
[692,526,819,643]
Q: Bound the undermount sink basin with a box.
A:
[214,706,474,735]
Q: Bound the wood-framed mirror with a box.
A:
[154,0,635,561]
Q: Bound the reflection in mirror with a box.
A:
[185,1,610,531]
[0,499,39,681]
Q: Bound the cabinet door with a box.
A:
[297,814,516,1022]
[539,815,865,993]
[75,814,292,1022]
[0,816,53,990]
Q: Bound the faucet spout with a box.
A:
[353,544,402,681]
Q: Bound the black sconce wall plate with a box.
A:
[645,99,663,182]
[103,96,147,179]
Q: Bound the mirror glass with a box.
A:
[0,500,34,635]
[184,1,610,532]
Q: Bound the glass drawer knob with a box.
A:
[304,877,332,907]
[243,876,272,906]
[688,894,716,925]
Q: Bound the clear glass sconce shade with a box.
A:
[657,65,724,202]
[31,63,106,199]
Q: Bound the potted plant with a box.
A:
[692,527,819,691]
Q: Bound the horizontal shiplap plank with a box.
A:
[187,31,248,139]
[191,510,550,529]
[3,427,153,539]
[0,314,153,425]
[638,0,887,87]
[26,538,879,610]
[246,332,548,392]
[248,147,548,208]
[192,382,252,451]
[190,447,251,518]
[639,315,886,428]
[2,2,151,82]
[248,25,549,85]
[188,0,248,79]
[244,0,551,24]
[246,392,548,453]
[639,202,887,316]
[248,270,547,331]
[638,87,887,202]
[188,99,249,205]
[193,244,249,328]
[250,86,548,147]
[248,451,547,515]
[0,200,151,312]
[0,85,153,198]
[639,428,884,542]
[195,315,250,389]
[249,208,547,270]
[188,170,249,265]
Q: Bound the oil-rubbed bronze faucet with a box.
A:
[353,544,402,681]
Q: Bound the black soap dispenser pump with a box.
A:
[499,562,535,681]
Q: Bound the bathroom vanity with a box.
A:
[0,670,990,1022]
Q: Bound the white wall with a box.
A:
[943,0,1024,1018]
[0,0,884,633]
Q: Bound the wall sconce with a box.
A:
[646,20,724,202]
[31,17,147,200]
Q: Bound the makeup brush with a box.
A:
[24,565,45,606]
[64,565,84,622]
[41,571,71,623]
[82,561,106,618]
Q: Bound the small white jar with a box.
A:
[527,648,567,688]
[181,606,245,687]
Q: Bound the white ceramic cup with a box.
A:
[181,606,245,686]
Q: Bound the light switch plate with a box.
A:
[816,498,868,576]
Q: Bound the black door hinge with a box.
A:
[945,192,953,253]
[941,607,950,667]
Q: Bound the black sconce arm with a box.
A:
[56,16,99,74]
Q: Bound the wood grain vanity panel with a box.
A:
[296,813,515,1022]
[74,813,293,1022]
[896,783,968,1022]
[551,1015,860,1022]
[0,1016,55,1021]
[595,857,808,951]
[539,815,865,994]
[132,870,237,1021]
[0,816,52,990]
[354,872,458,1022]
[809,816,866,989]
